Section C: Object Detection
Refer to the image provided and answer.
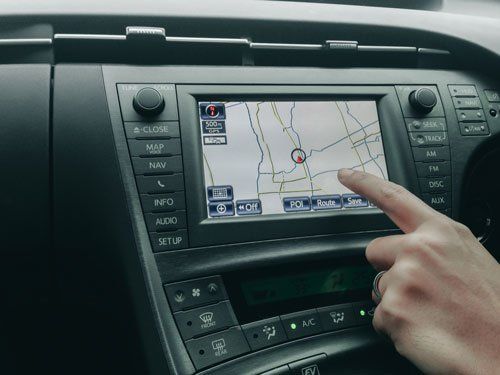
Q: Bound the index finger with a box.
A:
[338,169,435,233]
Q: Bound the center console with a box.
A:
[98,65,500,374]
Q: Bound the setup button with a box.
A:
[236,200,262,215]
[208,201,234,217]
[283,197,311,212]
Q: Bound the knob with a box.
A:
[409,88,437,114]
[133,87,165,116]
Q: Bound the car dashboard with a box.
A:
[1,1,499,374]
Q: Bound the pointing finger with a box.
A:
[338,169,436,233]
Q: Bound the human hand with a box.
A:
[338,169,500,375]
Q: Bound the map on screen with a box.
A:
[199,100,388,218]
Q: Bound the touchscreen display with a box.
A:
[199,100,388,217]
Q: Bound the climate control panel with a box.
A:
[164,275,374,371]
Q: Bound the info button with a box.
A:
[283,197,310,212]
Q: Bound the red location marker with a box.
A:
[291,148,307,164]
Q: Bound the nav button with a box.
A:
[283,197,311,212]
[236,200,262,215]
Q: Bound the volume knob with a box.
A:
[409,88,437,114]
[133,87,165,116]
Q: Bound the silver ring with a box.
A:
[372,271,387,301]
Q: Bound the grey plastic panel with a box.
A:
[0,64,50,254]
[54,65,194,375]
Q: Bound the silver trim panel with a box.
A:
[250,42,323,50]
[52,30,450,57]
[54,33,126,41]
[0,38,52,46]
[165,36,250,45]
[358,45,417,52]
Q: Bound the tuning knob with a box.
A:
[133,87,165,116]
[409,88,437,114]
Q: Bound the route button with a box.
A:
[283,197,311,212]
[208,201,234,217]
[311,195,342,210]
[236,200,262,215]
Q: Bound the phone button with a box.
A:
[136,174,184,194]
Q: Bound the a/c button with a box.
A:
[281,309,322,340]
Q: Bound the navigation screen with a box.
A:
[199,100,388,218]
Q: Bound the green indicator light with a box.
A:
[360,309,366,317]
[290,323,297,330]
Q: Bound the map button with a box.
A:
[342,194,369,208]
[283,197,311,212]
[311,195,342,210]
[208,201,235,217]
[236,200,262,215]
[207,186,233,201]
